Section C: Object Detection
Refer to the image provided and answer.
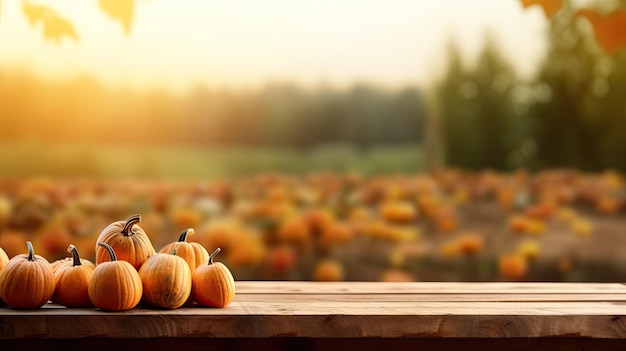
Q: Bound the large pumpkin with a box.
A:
[89,243,143,311]
[95,214,155,270]
[0,241,55,309]
[138,250,192,309]
[159,228,209,274]
[192,248,235,308]
[53,244,95,307]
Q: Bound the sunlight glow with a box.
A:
[0,0,547,92]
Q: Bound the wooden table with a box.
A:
[2,281,626,350]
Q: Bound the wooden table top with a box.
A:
[2,281,626,340]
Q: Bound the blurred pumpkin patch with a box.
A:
[0,170,624,282]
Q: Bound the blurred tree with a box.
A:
[470,34,519,169]
[437,37,518,170]
[436,40,473,168]
[528,2,607,170]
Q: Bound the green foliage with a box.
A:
[528,2,626,170]
[437,36,519,170]
[0,141,422,178]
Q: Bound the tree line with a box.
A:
[2,2,626,171]
[0,72,426,151]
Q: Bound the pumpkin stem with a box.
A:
[122,214,141,236]
[172,247,178,256]
[178,228,194,242]
[26,241,34,261]
[67,244,82,266]
[208,247,221,265]
[98,242,117,261]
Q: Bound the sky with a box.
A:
[0,0,550,93]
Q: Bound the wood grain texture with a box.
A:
[3,338,626,351]
[1,282,626,340]
[2,338,626,351]
[235,281,626,294]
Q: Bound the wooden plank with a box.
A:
[3,338,626,351]
[1,311,626,339]
[2,282,626,340]
[236,293,626,302]
[0,300,620,315]
[2,301,626,338]
[235,281,626,294]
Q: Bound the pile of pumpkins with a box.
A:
[0,214,235,311]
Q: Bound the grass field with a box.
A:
[0,140,423,179]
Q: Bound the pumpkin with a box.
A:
[159,228,209,274]
[95,214,155,270]
[89,242,143,311]
[138,249,192,309]
[320,222,353,248]
[0,241,55,309]
[266,245,297,274]
[278,216,311,247]
[192,248,235,308]
[53,244,95,307]
[0,247,8,306]
[0,247,8,270]
[171,208,201,231]
[379,201,417,224]
[313,259,344,281]
[498,253,528,281]
[456,233,483,256]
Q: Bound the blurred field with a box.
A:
[0,141,422,178]
[0,169,624,283]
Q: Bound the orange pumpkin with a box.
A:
[171,208,202,231]
[313,259,344,281]
[320,222,353,248]
[498,253,528,281]
[0,241,55,309]
[0,247,8,270]
[267,245,296,273]
[159,228,209,274]
[192,248,235,308]
[53,244,95,307]
[456,233,483,256]
[89,243,143,311]
[0,247,7,306]
[138,250,192,309]
[379,201,417,224]
[278,216,311,246]
[95,214,155,270]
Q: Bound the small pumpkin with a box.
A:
[52,248,95,273]
[192,248,235,308]
[313,259,344,281]
[95,214,155,270]
[0,247,9,306]
[379,201,417,224]
[138,249,192,309]
[53,244,95,307]
[0,241,55,309]
[0,247,8,270]
[159,228,209,274]
[89,242,143,311]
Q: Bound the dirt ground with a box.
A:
[315,202,626,283]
